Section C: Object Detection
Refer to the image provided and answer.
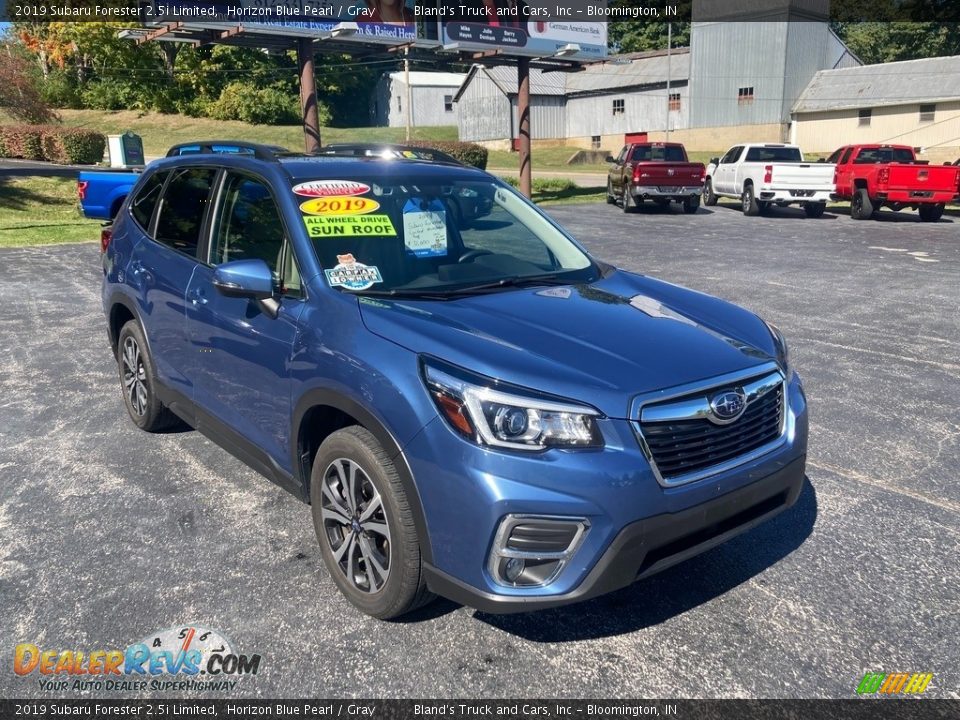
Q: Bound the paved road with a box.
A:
[1,200,958,699]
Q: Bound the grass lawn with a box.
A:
[0,177,101,248]
[56,110,458,158]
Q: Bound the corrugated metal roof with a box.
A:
[567,48,690,95]
[456,48,691,100]
[389,71,466,88]
[479,65,568,96]
[793,54,960,113]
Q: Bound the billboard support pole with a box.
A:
[298,38,322,152]
[517,56,532,198]
[404,48,413,141]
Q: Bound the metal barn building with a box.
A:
[371,71,465,128]
[791,55,960,163]
[454,49,690,151]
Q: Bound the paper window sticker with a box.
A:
[402,198,448,258]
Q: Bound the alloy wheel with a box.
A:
[122,336,148,417]
[320,458,392,594]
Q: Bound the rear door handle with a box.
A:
[188,288,207,305]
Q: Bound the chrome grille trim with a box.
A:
[630,362,788,488]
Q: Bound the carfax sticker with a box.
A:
[300,196,381,216]
[303,214,396,238]
[324,253,383,291]
[402,198,447,258]
[292,180,370,198]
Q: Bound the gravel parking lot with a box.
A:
[1,200,958,699]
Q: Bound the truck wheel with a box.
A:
[311,426,434,619]
[622,188,636,213]
[683,195,700,214]
[803,202,826,218]
[116,320,180,432]
[850,189,873,220]
[918,204,945,222]
[606,180,616,205]
[741,184,760,216]
[703,179,718,206]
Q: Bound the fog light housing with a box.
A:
[488,515,589,588]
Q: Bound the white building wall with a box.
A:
[372,77,461,128]
[565,84,690,138]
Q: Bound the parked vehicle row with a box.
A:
[607,141,959,222]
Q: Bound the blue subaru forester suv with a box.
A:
[101,143,808,619]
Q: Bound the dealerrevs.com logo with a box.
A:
[14,626,262,693]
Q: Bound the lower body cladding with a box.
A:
[408,374,808,613]
[631,185,703,202]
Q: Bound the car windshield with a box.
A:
[292,177,597,296]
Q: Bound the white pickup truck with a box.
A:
[703,143,835,217]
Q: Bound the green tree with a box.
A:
[832,22,960,64]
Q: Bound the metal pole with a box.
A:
[517,57,532,198]
[665,22,672,141]
[297,38,321,152]
[404,48,413,141]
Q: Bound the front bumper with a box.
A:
[405,374,808,612]
[423,453,805,613]
[631,185,702,199]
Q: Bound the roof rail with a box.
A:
[165,141,288,160]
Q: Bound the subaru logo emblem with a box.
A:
[709,390,746,424]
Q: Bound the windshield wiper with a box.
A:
[437,273,575,296]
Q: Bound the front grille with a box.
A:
[639,377,784,481]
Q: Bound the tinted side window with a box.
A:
[130,171,167,233]
[826,149,843,164]
[154,168,217,256]
[211,173,286,274]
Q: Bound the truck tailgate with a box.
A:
[884,164,959,193]
[633,162,704,186]
[768,162,835,189]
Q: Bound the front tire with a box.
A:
[116,320,179,432]
[851,188,873,220]
[606,180,616,205]
[703,178,718,206]
[310,426,434,619]
[742,184,760,216]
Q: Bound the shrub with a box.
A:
[39,70,83,109]
[81,79,140,111]
[0,125,106,164]
[404,140,488,170]
[41,128,106,164]
[207,82,320,126]
[502,177,576,193]
[0,50,58,124]
[0,125,45,160]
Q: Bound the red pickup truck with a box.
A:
[830,144,959,222]
[606,142,705,214]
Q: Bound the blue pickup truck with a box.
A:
[78,142,288,220]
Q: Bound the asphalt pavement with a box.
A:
[1,199,958,699]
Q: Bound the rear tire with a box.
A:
[606,180,616,205]
[622,188,635,213]
[116,320,179,432]
[850,188,873,220]
[742,184,760,216]
[703,178,718,206]
[918,203,945,222]
[683,195,700,214]
[803,202,826,218]
[310,426,434,619]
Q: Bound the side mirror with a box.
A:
[213,259,274,300]
[605,155,616,163]
[710,157,720,166]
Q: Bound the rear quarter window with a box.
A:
[130,171,167,233]
[154,168,217,256]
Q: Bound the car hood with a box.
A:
[358,270,779,419]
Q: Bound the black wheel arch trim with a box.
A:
[292,388,434,565]
[107,291,151,360]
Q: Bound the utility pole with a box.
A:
[297,38,321,152]
[404,48,413,141]
[665,22,672,142]
[517,57,532,198]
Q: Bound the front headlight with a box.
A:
[765,321,792,379]
[422,361,603,451]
